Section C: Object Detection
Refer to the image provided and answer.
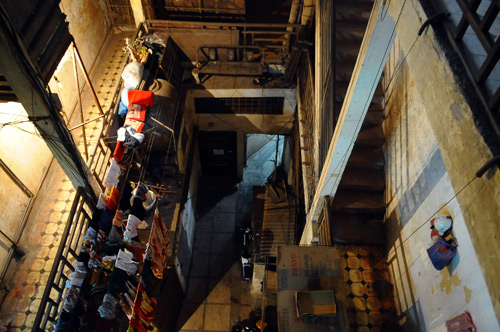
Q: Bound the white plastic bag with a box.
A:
[121,62,144,88]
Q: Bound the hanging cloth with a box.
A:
[147,211,170,279]
[128,90,154,108]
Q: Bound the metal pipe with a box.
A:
[73,44,105,116]
[72,44,89,161]
[69,114,106,131]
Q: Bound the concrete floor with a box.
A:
[177,135,281,332]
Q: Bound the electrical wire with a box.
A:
[373,173,481,272]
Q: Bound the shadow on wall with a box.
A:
[385,210,426,332]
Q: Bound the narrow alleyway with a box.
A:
[177,135,281,332]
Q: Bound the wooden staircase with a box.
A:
[329,0,387,246]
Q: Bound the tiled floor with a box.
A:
[337,244,398,331]
[0,30,132,331]
[177,136,280,332]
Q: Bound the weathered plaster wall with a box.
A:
[49,0,112,126]
[384,34,500,331]
[0,103,52,193]
[61,0,111,72]
[384,0,500,324]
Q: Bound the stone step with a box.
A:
[339,168,385,191]
[332,189,385,213]
[336,59,357,81]
[336,21,368,39]
[356,126,384,147]
[363,110,384,128]
[347,146,385,169]
[329,211,386,246]
[336,40,362,57]
[336,1,374,20]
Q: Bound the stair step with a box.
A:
[336,21,368,38]
[356,126,384,147]
[330,211,386,246]
[336,40,362,56]
[337,1,374,18]
[332,189,385,212]
[336,59,357,80]
[347,146,385,169]
[339,168,385,191]
[363,111,384,128]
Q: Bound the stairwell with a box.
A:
[329,0,387,246]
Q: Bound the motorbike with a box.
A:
[240,227,253,283]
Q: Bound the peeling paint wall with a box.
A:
[61,0,111,71]
[50,0,112,127]
[384,0,500,327]
[383,33,500,331]
[0,102,53,271]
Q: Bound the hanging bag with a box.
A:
[427,237,456,270]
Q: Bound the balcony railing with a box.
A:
[33,187,93,331]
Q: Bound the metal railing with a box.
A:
[33,187,93,331]
[146,20,300,63]
[432,0,500,135]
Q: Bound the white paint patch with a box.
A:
[396,174,500,331]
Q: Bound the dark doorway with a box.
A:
[198,131,237,177]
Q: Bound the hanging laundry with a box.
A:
[126,104,146,122]
[119,182,133,211]
[147,211,170,279]
[128,90,154,108]
[126,241,146,264]
[98,209,114,235]
[70,262,87,287]
[118,86,133,116]
[97,193,108,210]
[113,141,127,163]
[104,159,122,189]
[83,227,97,251]
[112,209,125,228]
[124,214,142,240]
[63,284,79,311]
[117,126,145,148]
[97,293,117,320]
[123,117,145,133]
[115,249,138,276]
[101,255,116,271]
[130,198,146,221]
[108,226,123,243]
[107,266,130,296]
[88,251,102,270]
[106,186,121,213]
[127,283,158,332]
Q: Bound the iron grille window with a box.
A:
[194,97,284,114]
